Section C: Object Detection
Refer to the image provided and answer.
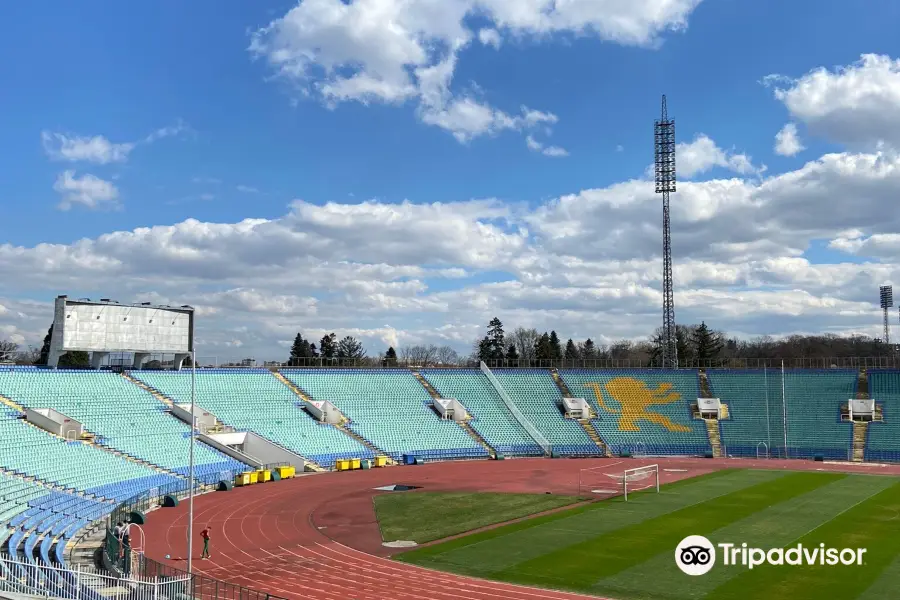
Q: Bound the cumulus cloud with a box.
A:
[249,0,704,144]
[526,135,569,157]
[53,170,120,211]
[675,134,765,178]
[774,123,805,157]
[42,132,134,164]
[767,54,900,148]
[4,139,900,358]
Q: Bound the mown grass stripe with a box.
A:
[493,471,844,591]
[709,481,900,600]
[856,551,900,600]
[397,469,759,575]
[595,474,895,600]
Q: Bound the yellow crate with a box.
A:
[248,471,259,484]
[336,459,350,471]
[234,473,251,487]
[256,469,271,483]
[350,458,361,470]
[374,456,388,468]
[276,465,295,479]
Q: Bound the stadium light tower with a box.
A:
[654,95,677,368]
[880,285,893,346]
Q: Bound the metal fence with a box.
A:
[0,553,192,600]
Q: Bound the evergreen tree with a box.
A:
[692,321,724,364]
[534,332,553,360]
[38,325,53,366]
[505,343,519,360]
[58,351,89,368]
[564,338,579,360]
[336,336,366,359]
[477,317,506,361]
[319,333,337,359]
[309,343,318,358]
[580,338,597,360]
[383,346,398,367]
[549,330,562,359]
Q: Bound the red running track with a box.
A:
[141,457,900,600]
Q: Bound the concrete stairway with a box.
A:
[459,421,496,459]
[576,419,612,456]
[272,371,314,403]
[412,371,442,399]
[705,420,723,458]
[550,369,574,397]
[120,372,174,407]
[852,422,868,462]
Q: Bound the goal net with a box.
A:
[578,464,660,501]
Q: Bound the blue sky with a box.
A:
[1,0,900,359]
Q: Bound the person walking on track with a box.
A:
[200,526,211,559]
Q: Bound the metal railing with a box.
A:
[480,361,551,455]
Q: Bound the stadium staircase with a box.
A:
[857,369,868,399]
[698,371,723,458]
[120,372,174,407]
[273,372,393,467]
[550,369,574,397]
[459,420,497,459]
[412,370,497,458]
[576,419,612,456]
[0,391,25,411]
[852,422,868,462]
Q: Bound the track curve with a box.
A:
[141,457,900,600]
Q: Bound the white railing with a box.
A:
[480,362,551,455]
[0,554,191,600]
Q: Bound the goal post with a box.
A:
[577,464,660,501]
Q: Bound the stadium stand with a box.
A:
[130,369,372,468]
[708,369,856,459]
[281,369,489,461]
[420,369,543,456]
[491,369,601,456]
[0,369,245,478]
[866,369,900,461]
[559,369,710,455]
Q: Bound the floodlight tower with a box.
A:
[880,285,893,346]
[655,95,677,368]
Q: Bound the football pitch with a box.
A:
[387,469,900,600]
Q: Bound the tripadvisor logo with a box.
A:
[675,535,867,576]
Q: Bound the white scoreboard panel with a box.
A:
[55,298,193,354]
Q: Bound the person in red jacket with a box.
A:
[200,526,211,559]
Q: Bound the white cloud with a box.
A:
[768,54,900,148]
[53,170,120,211]
[236,185,260,193]
[249,0,704,144]
[478,28,501,49]
[41,132,134,164]
[144,119,189,143]
[4,140,900,358]
[675,134,765,178]
[526,135,569,157]
[774,123,805,157]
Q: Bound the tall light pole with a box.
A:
[186,350,197,574]
[880,286,893,347]
[654,95,677,368]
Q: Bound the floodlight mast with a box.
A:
[880,286,893,347]
[654,95,677,368]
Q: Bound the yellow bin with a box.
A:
[277,465,295,479]
[350,458,361,470]
[336,459,350,471]
[374,456,388,468]
[256,469,272,483]
[247,471,259,484]
[234,472,251,487]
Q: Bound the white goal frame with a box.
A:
[578,464,660,500]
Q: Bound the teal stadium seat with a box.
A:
[281,369,489,461]
[130,369,372,468]
[559,369,710,456]
[866,370,900,462]
[0,369,246,479]
[420,370,543,456]
[492,369,601,456]
[708,369,856,459]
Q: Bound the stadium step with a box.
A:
[459,420,497,459]
[858,369,869,399]
[0,391,25,412]
[704,419,723,458]
[576,419,613,457]
[698,370,714,399]
[121,372,174,407]
[334,423,396,465]
[550,369,575,397]
[272,371,315,403]
[852,421,868,462]
[411,371,442,399]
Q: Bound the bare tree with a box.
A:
[435,345,459,365]
[400,345,437,366]
[509,327,539,361]
[0,339,18,363]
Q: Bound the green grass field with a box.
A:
[386,469,900,600]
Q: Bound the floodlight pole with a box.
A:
[186,350,197,575]
[880,286,893,350]
[654,95,678,368]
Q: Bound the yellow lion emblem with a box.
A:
[584,377,691,433]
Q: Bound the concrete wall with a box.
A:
[171,403,217,432]
[305,400,343,424]
[25,407,83,439]
[200,433,262,468]
[204,431,306,470]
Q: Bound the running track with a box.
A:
[140,457,900,600]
